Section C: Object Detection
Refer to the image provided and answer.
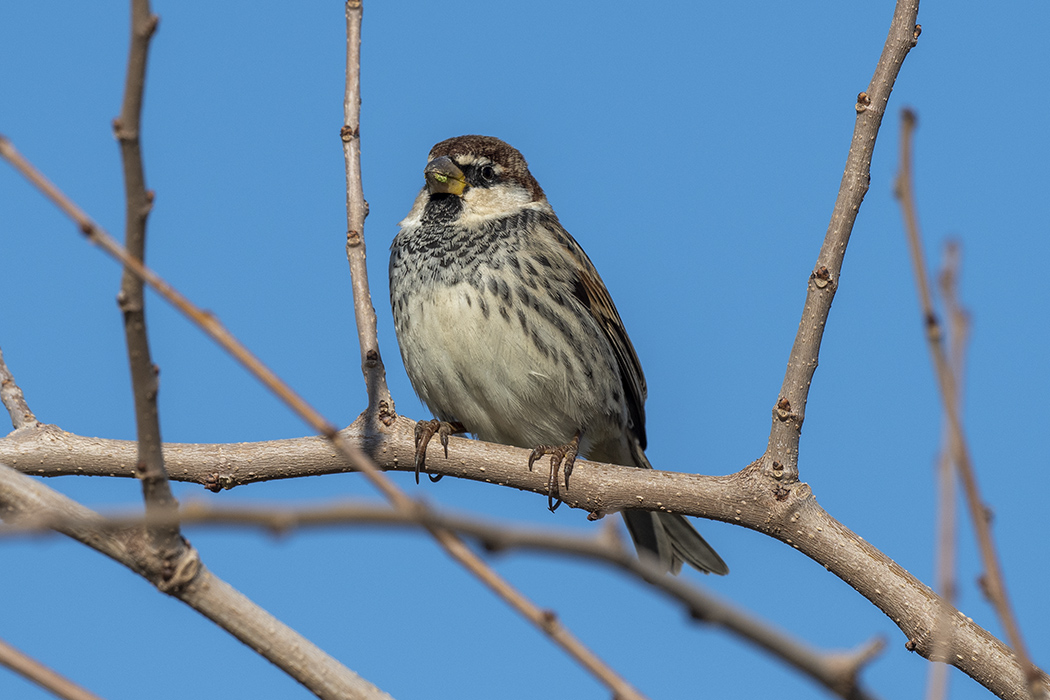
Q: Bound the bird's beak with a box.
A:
[424,156,468,196]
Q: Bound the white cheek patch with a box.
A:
[456,185,536,227]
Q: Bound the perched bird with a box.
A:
[389,135,728,575]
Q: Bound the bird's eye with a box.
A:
[479,165,497,183]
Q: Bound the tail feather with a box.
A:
[621,440,729,575]
[622,510,729,575]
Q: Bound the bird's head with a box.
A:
[407,135,548,227]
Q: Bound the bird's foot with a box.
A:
[413,419,466,484]
[528,432,581,512]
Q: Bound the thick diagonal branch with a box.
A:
[0,464,392,700]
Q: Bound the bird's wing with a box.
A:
[553,220,649,449]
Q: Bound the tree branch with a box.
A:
[0,345,38,431]
[0,636,105,700]
[2,416,1046,699]
[895,109,1040,697]
[341,0,393,423]
[112,0,185,566]
[764,0,922,483]
[1,2,1041,697]
[925,242,967,700]
[0,463,393,700]
[1,498,887,700]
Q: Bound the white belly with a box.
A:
[395,281,622,450]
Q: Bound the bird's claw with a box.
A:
[413,419,465,484]
[527,432,580,512]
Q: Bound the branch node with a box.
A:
[346,229,363,247]
[116,289,143,313]
[377,399,397,426]
[773,401,799,426]
[141,190,156,217]
[812,265,832,289]
[688,606,710,622]
[340,125,359,142]
[156,546,201,594]
[924,311,942,342]
[855,91,872,113]
[111,117,139,143]
[539,608,558,632]
[204,473,235,492]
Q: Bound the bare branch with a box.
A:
[1,499,887,700]
[342,0,393,422]
[764,1,922,482]
[0,136,647,700]
[3,416,1047,699]
[895,109,1040,697]
[925,242,968,700]
[0,636,105,700]
[1,3,1041,696]
[0,464,393,700]
[111,0,185,565]
[0,346,38,431]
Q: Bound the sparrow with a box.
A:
[389,135,728,575]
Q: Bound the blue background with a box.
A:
[2,2,1047,698]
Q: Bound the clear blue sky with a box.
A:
[2,2,1048,699]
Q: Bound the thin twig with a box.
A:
[0,135,647,700]
[0,499,886,700]
[764,1,921,482]
[0,345,38,430]
[925,242,967,700]
[113,0,185,564]
[895,109,1039,697]
[0,636,105,700]
[341,0,392,422]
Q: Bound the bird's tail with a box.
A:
[622,445,729,575]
